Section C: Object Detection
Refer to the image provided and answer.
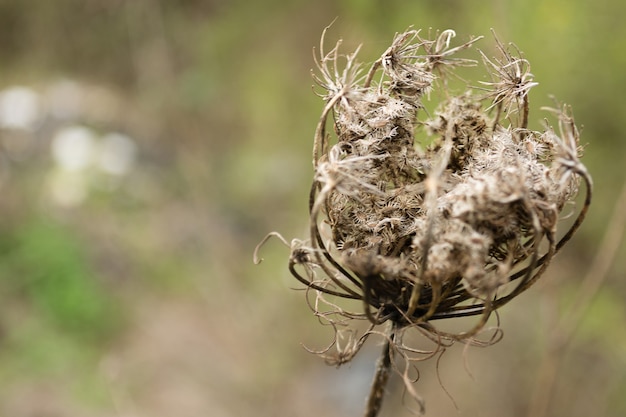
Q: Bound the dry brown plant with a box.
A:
[255,26,592,417]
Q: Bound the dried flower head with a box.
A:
[255,26,591,416]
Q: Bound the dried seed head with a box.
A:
[305,25,591,351]
[256,27,592,416]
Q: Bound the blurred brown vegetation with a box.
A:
[0,1,624,416]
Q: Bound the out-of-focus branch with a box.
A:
[528,178,626,417]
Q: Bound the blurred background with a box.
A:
[0,1,624,416]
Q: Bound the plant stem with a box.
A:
[364,324,395,417]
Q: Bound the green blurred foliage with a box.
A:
[5,218,120,340]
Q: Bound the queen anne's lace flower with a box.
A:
[255,27,591,417]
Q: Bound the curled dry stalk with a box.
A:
[254,26,591,416]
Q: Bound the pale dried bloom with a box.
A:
[255,27,591,417]
[478,29,539,128]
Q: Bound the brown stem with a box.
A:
[364,59,382,89]
[521,94,529,129]
[364,325,395,417]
